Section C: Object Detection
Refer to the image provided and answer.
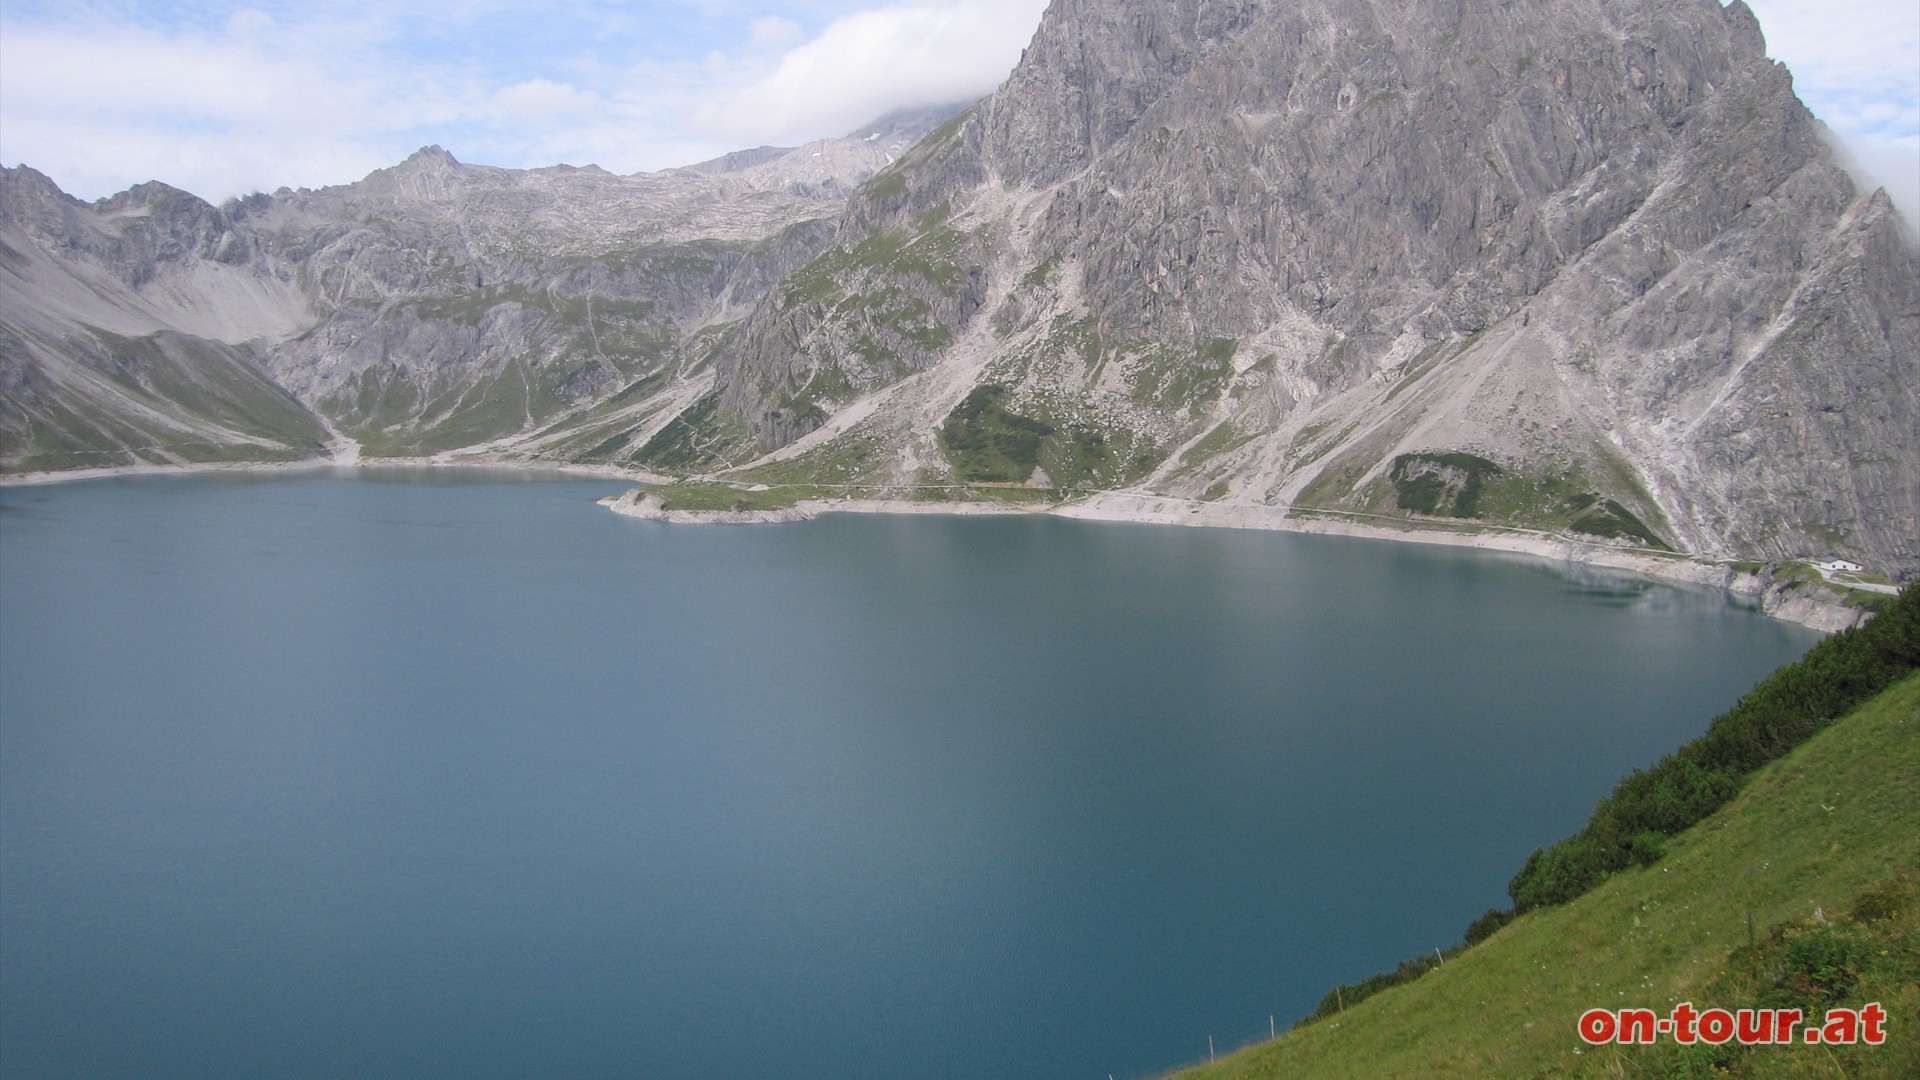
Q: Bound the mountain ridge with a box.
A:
[0,108,962,466]
[2,0,1915,578]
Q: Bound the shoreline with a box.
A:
[605,488,1885,633]
[5,456,1883,633]
[0,453,672,489]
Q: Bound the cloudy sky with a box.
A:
[1,0,1914,220]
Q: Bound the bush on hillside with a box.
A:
[1508,584,1918,912]
[1296,584,1917,1032]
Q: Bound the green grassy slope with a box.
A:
[1170,672,1920,1079]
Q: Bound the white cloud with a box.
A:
[1821,129,1920,230]
[749,15,804,49]
[0,1,1045,200]
[697,0,1048,144]
[0,17,462,199]
[1743,0,1917,95]
[494,79,602,118]
[224,8,278,36]
[1743,0,1918,219]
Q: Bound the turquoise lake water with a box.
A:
[0,470,1821,1078]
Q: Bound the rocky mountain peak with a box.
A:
[0,163,73,201]
[701,0,1917,574]
[95,179,204,212]
[979,0,1262,185]
[0,165,88,233]
[399,144,462,171]
[359,145,477,202]
[1722,0,1768,57]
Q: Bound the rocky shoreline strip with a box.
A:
[599,488,1045,525]
[602,487,1886,633]
[0,454,672,488]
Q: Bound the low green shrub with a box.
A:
[1508,585,1918,912]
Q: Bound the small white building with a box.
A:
[1814,559,1865,574]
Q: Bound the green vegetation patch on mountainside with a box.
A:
[1291,431,1678,551]
[1390,452,1505,518]
[1167,670,1920,1079]
[1569,498,1670,550]
[939,383,1055,483]
[630,390,755,472]
[1129,337,1238,414]
[1362,450,1674,551]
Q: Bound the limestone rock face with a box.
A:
[705,0,1919,575]
[0,110,959,469]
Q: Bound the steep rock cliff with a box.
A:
[702,0,1919,573]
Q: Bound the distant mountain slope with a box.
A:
[0,108,960,469]
[0,167,332,467]
[1165,669,1920,1078]
[690,0,1919,576]
[3,0,1915,580]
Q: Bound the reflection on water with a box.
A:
[1554,559,1769,618]
[1555,563,1674,610]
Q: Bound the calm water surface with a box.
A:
[0,470,1821,1079]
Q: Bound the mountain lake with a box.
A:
[0,469,1822,1079]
